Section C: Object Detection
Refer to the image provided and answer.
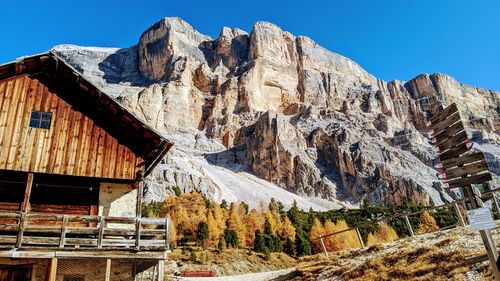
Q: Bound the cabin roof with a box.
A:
[0,51,173,178]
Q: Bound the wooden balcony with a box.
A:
[0,210,169,254]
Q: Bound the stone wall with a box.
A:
[99,182,137,228]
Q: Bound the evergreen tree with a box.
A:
[264,220,273,236]
[224,229,239,248]
[217,237,226,253]
[284,238,296,256]
[197,221,209,248]
[220,199,228,210]
[295,230,312,256]
[253,229,266,253]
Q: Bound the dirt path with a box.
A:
[171,267,296,281]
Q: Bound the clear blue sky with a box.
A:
[1,0,499,90]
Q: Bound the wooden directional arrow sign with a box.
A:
[427,103,492,189]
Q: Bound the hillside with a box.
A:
[293,225,499,280]
[51,17,499,209]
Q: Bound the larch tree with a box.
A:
[418,211,439,234]
[335,220,360,249]
[227,203,247,247]
[309,218,324,253]
[243,209,264,247]
[206,211,221,247]
[322,220,340,251]
[281,216,296,242]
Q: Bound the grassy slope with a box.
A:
[167,248,296,276]
[293,226,500,281]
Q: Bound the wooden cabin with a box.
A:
[0,52,173,281]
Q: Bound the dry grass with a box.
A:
[293,231,496,281]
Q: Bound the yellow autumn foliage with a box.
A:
[418,211,439,234]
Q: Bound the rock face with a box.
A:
[53,17,500,209]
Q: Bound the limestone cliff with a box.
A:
[53,17,500,209]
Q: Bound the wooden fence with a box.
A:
[315,188,500,256]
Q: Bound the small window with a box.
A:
[29,110,52,129]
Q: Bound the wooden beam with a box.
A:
[15,212,26,248]
[21,173,34,212]
[105,258,111,281]
[45,257,57,281]
[319,236,328,256]
[158,259,165,281]
[97,216,105,248]
[431,111,461,135]
[447,172,492,189]
[445,161,488,180]
[136,178,144,218]
[59,215,68,248]
[355,227,365,249]
[404,215,414,237]
[136,217,142,250]
[429,103,458,125]
[441,152,484,169]
[0,249,166,259]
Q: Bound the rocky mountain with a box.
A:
[53,17,500,210]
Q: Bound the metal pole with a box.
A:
[466,184,500,280]
[319,236,328,256]
[404,216,414,237]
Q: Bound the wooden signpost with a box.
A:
[427,103,499,280]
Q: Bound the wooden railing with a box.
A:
[0,210,169,251]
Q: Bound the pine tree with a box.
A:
[264,219,273,236]
[224,229,239,248]
[253,229,266,253]
[295,229,312,256]
[220,199,228,210]
[197,221,209,249]
[284,237,296,256]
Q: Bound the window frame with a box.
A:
[29,110,52,129]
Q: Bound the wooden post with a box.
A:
[157,260,165,281]
[136,176,144,218]
[98,216,105,248]
[319,236,328,256]
[135,217,142,250]
[105,259,111,281]
[45,258,57,281]
[454,203,466,227]
[16,212,26,248]
[404,216,414,237]
[355,227,365,249]
[59,215,68,248]
[165,217,170,250]
[21,173,34,212]
[465,184,500,280]
[135,173,144,251]
[493,193,500,216]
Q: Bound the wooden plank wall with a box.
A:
[0,75,142,180]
